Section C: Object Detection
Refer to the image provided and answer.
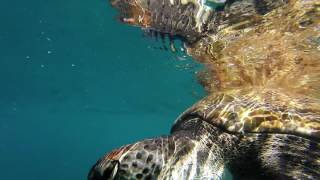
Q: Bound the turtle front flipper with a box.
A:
[88,117,238,180]
[230,133,320,180]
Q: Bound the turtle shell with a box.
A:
[174,89,320,140]
[174,0,320,140]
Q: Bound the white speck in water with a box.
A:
[46,37,51,41]
[41,64,45,68]
[71,64,76,67]
[26,56,30,59]
[47,50,52,54]
[177,56,187,61]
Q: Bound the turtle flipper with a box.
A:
[230,134,320,180]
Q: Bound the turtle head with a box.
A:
[109,0,218,43]
[88,118,236,180]
[88,138,166,180]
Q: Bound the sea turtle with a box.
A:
[88,0,320,179]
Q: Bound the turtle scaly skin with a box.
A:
[89,0,320,179]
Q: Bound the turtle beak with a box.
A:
[88,145,132,180]
[88,145,133,180]
[88,159,119,180]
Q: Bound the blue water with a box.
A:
[0,1,207,179]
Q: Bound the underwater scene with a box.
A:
[1,0,320,180]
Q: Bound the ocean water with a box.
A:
[0,0,211,179]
